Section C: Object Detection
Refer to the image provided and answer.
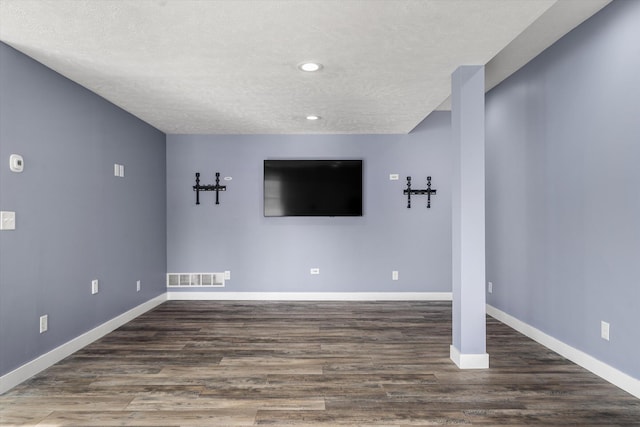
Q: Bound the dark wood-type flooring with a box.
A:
[1,301,639,426]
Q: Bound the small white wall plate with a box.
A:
[10,154,24,172]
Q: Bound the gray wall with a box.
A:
[0,43,167,376]
[486,0,640,379]
[167,112,452,293]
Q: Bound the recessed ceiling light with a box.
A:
[298,62,323,72]
[306,115,320,121]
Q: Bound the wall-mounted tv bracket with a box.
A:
[193,172,226,205]
[403,176,437,208]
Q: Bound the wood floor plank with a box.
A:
[0,408,53,426]
[1,300,639,426]
[36,409,258,426]
[126,395,325,411]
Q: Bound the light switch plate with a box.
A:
[0,211,16,230]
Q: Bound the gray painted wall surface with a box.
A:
[0,43,167,376]
[486,0,640,378]
[167,112,452,293]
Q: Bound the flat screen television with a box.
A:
[264,160,363,217]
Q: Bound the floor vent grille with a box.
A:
[166,273,225,288]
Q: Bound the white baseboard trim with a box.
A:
[487,304,640,399]
[0,293,167,395]
[450,345,490,369]
[167,291,452,301]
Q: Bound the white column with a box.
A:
[450,65,489,369]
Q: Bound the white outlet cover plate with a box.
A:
[389,174,399,180]
[224,271,231,280]
[39,315,48,333]
[10,154,24,172]
[310,268,320,275]
[601,321,610,341]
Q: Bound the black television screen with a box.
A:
[264,160,363,217]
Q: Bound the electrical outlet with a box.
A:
[91,279,99,295]
[389,174,399,180]
[224,270,231,280]
[39,315,48,333]
[601,321,610,341]
[310,268,320,275]
[392,270,399,281]
[488,281,493,293]
[136,280,141,292]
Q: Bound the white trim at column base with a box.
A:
[450,345,489,369]
[0,293,167,395]
[487,304,640,399]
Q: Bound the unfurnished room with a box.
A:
[0,0,639,425]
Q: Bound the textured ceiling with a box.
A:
[0,0,610,134]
